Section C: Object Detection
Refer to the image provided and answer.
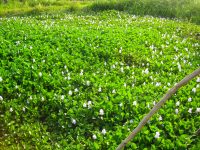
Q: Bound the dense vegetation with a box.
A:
[90,0,200,24]
[0,11,200,149]
[1,0,200,24]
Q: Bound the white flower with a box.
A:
[86,81,90,86]
[88,101,92,109]
[119,103,123,107]
[176,101,180,106]
[150,45,154,50]
[102,129,106,135]
[41,97,45,101]
[154,132,160,139]
[197,77,200,82]
[68,76,71,80]
[98,87,102,92]
[10,107,13,112]
[17,93,21,97]
[72,119,76,125]
[188,97,192,102]
[22,107,26,112]
[0,96,3,101]
[74,88,79,92]
[61,95,65,100]
[124,83,127,87]
[92,134,97,140]
[133,101,137,106]
[83,103,87,108]
[153,101,156,105]
[0,77,2,82]
[159,116,162,121]
[130,120,133,123]
[16,41,20,45]
[88,101,92,105]
[30,46,33,49]
[149,76,153,80]
[80,70,83,76]
[32,58,35,63]
[174,46,178,51]
[192,88,196,93]
[112,89,116,94]
[155,82,161,87]
[99,109,104,115]
[69,90,73,96]
[175,109,179,114]
[112,64,116,69]
[146,103,150,108]
[39,72,42,77]
[143,68,149,74]
[120,67,124,73]
[188,108,192,114]
[177,62,181,72]
[196,108,200,113]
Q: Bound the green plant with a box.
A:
[0,10,199,149]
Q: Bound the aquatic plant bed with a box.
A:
[0,11,200,149]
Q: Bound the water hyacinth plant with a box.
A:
[0,10,200,149]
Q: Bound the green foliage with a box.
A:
[90,0,200,24]
[1,0,200,24]
[0,11,200,149]
[0,0,91,17]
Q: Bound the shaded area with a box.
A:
[1,0,200,24]
[89,0,200,25]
